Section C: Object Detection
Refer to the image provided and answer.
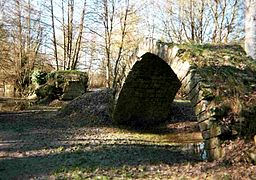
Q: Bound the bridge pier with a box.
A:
[136,38,225,160]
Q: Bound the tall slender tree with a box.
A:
[50,0,59,70]
[49,0,87,70]
[112,0,130,90]
[71,0,87,69]
[102,0,115,87]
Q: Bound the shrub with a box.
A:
[31,70,48,85]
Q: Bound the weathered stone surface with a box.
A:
[61,81,85,100]
[201,123,222,139]
[113,52,181,127]
[208,146,223,161]
[36,70,88,101]
[137,39,256,161]
[205,137,221,150]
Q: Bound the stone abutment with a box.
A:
[135,38,224,160]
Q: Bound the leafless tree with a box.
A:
[1,0,45,94]
[50,0,59,70]
[158,0,242,43]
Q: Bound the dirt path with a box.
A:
[0,101,255,179]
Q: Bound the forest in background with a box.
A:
[0,0,251,95]
[0,1,256,179]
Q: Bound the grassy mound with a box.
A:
[174,43,256,138]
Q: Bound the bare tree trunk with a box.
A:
[15,0,23,95]
[25,0,31,85]
[112,0,129,90]
[211,1,219,43]
[31,26,43,70]
[26,0,31,52]
[198,0,205,43]
[189,0,195,42]
[103,0,110,88]
[71,0,86,69]
[219,0,227,42]
[103,0,114,88]
[16,0,22,69]
[67,0,74,70]
[245,0,256,60]
[62,0,67,70]
[50,0,59,70]
[224,0,238,43]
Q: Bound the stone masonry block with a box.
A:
[113,52,181,127]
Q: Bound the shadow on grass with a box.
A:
[0,98,199,153]
[0,110,71,153]
[0,143,200,179]
[0,98,201,178]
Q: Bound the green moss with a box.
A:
[31,70,48,85]
[48,70,88,80]
[170,43,256,70]
[36,70,88,102]
[161,42,256,138]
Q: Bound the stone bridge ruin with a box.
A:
[114,52,181,127]
[114,38,227,161]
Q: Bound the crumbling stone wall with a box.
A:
[137,39,224,160]
[36,70,88,101]
[54,71,88,100]
[61,81,85,100]
[117,38,255,160]
[114,52,181,127]
[161,45,223,160]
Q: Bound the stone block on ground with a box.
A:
[113,52,181,127]
[61,81,85,100]
[35,70,88,101]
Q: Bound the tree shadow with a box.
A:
[0,142,201,179]
[0,87,201,155]
[0,94,201,179]
[0,110,70,153]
